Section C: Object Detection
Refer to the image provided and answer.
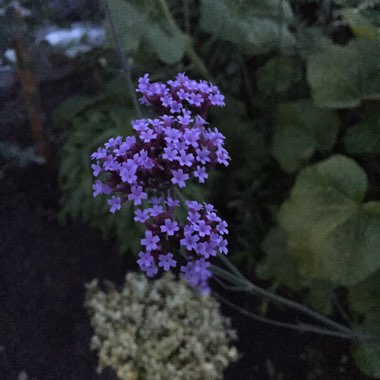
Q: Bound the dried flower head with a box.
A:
[85,272,238,380]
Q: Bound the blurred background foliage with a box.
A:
[7,0,377,376]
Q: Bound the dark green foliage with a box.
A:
[56,0,380,376]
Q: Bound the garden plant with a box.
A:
[53,0,380,378]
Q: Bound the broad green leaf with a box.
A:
[340,8,380,40]
[279,155,380,286]
[352,312,380,378]
[257,56,302,95]
[304,280,334,315]
[344,110,380,155]
[106,0,187,64]
[349,271,380,314]
[307,39,380,108]
[257,227,302,290]
[272,100,339,172]
[296,27,334,58]
[199,0,295,55]
[258,227,334,314]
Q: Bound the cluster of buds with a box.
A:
[91,73,230,293]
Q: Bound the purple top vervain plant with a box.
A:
[91,73,230,293]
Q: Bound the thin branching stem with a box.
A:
[183,0,191,35]
[102,0,142,118]
[157,0,212,80]
[213,257,354,336]
[214,293,354,340]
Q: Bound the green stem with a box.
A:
[215,293,353,340]
[102,0,142,118]
[214,257,354,336]
[157,0,212,80]
[183,0,191,35]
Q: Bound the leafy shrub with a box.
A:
[85,272,238,380]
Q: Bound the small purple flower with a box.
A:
[132,119,149,132]
[91,148,107,160]
[107,196,122,213]
[164,128,181,143]
[162,147,178,161]
[140,129,157,142]
[150,205,164,217]
[218,238,228,255]
[180,231,200,251]
[194,220,211,237]
[162,115,173,127]
[91,163,102,177]
[120,166,137,184]
[166,197,180,208]
[217,220,228,235]
[195,147,210,164]
[171,169,189,188]
[141,230,160,251]
[137,251,154,267]
[134,208,150,223]
[177,88,189,100]
[209,93,225,106]
[177,110,193,126]
[217,148,230,166]
[140,262,159,277]
[105,137,122,148]
[185,201,203,212]
[160,219,179,236]
[160,94,173,107]
[188,93,204,107]
[187,211,201,224]
[194,166,208,183]
[177,151,194,167]
[204,203,215,213]
[128,185,147,206]
[170,101,182,114]
[207,211,221,222]
[183,129,200,148]
[158,253,176,271]
[193,258,210,273]
[137,73,150,92]
[150,196,163,205]
[92,180,106,197]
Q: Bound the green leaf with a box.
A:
[304,280,334,315]
[257,56,302,95]
[344,110,380,155]
[278,155,380,286]
[58,107,143,255]
[272,100,339,172]
[106,0,187,64]
[257,227,302,290]
[53,95,104,124]
[352,312,380,378]
[199,0,295,55]
[349,271,380,314]
[307,38,380,108]
[340,8,380,40]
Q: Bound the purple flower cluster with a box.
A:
[91,73,230,293]
[135,199,228,294]
[137,72,225,116]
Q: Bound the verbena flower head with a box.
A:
[91,73,230,293]
[133,199,228,294]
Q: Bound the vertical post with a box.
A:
[12,7,49,161]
